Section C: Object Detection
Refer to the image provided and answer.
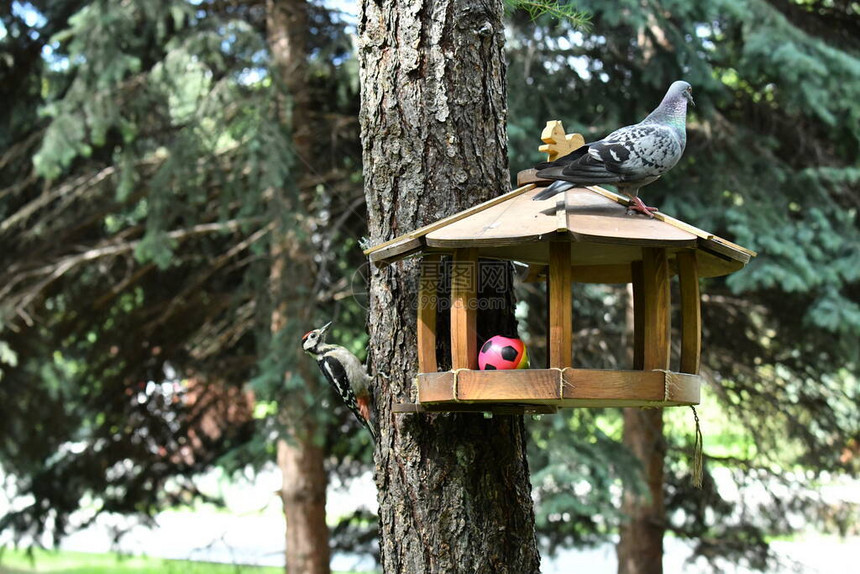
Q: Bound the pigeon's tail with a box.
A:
[533,179,575,201]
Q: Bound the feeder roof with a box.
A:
[364,177,756,282]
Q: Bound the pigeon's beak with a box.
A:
[685,90,695,107]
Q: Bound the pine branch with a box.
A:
[150,221,275,329]
[0,171,38,203]
[188,300,258,361]
[504,0,591,28]
[0,166,116,235]
[0,129,45,173]
[91,263,157,310]
[1,218,266,326]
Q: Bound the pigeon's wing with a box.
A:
[535,138,627,184]
[536,140,623,183]
[534,145,590,171]
[535,124,683,184]
[596,125,685,178]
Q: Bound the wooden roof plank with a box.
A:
[363,183,537,257]
[365,178,755,271]
[425,189,559,246]
[555,196,568,232]
[697,236,752,264]
[583,185,756,259]
[368,237,426,264]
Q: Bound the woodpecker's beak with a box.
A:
[319,321,332,335]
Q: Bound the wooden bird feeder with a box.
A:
[365,121,756,415]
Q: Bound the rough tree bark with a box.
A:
[359,0,541,572]
[267,1,331,573]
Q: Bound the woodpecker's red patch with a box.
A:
[357,396,371,423]
[302,330,313,341]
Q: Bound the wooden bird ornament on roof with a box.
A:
[533,81,694,217]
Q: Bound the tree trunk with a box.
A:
[359,1,540,573]
[617,410,665,574]
[267,1,332,573]
[278,436,332,574]
[617,284,666,574]
[271,242,330,574]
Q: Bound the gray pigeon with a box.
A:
[533,81,694,216]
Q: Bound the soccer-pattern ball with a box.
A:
[478,335,530,370]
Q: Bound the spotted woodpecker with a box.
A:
[302,322,377,441]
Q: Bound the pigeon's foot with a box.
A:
[626,196,659,218]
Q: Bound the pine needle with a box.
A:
[504,0,592,29]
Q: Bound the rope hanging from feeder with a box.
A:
[691,405,704,488]
[654,369,703,487]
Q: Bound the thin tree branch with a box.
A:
[1,218,267,325]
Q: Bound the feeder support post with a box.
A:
[620,247,671,574]
[548,241,573,368]
[451,248,479,370]
[631,261,645,370]
[640,247,671,371]
[677,251,702,375]
[417,254,441,373]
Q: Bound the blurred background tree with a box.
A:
[0,0,372,569]
[1,0,858,572]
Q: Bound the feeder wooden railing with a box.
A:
[398,243,707,414]
[389,369,701,414]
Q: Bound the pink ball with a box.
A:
[478,335,530,370]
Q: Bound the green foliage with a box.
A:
[4,0,859,567]
[1,0,371,550]
[528,409,646,551]
[504,0,591,28]
[0,340,17,371]
[507,0,860,566]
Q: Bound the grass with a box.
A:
[0,548,366,574]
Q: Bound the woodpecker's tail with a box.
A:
[364,419,377,443]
